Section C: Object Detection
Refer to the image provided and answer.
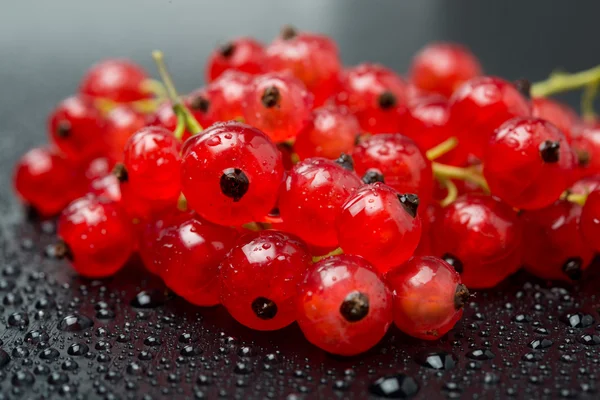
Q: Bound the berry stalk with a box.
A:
[581,80,599,121]
[432,163,490,193]
[565,192,587,206]
[426,137,458,161]
[312,247,344,263]
[439,179,458,207]
[531,65,600,97]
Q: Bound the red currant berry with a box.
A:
[181,122,284,225]
[154,214,238,305]
[84,157,115,182]
[89,174,121,204]
[414,203,441,256]
[352,134,433,206]
[386,256,469,340]
[581,189,600,252]
[296,254,393,356]
[48,96,106,161]
[337,183,422,273]
[410,42,482,98]
[14,147,85,216]
[294,106,360,160]
[449,76,530,160]
[265,27,341,106]
[532,97,580,141]
[278,157,362,248]
[79,59,150,102]
[219,230,311,330]
[521,199,594,281]
[206,37,265,82]
[431,194,522,289]
[484,117,576,210]
[205,70,253,122]
[570,123,600,179]
[57,196,135,277]
[335,63,408,133]
[104,106,147,161]
[243,72,313,142]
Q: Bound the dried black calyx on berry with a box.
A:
[362,169,385,184]
[46,240,73,261]
[340,291,369,322]
[378,91,397,109]
[335,153,354,171]
[576,149,591,167]
[113,163,128,183]
[268,207,280,218]
[442,253,464,274]
[220,168,250,202]
[562,257,583,281]
[397,193,419,218]
[190,96,210,113]
[513,78,531,99]
[251,297,278,320]
[454,284,470,310]
[56,120,71,138]
[220,42,235,58]
[539,140,560,163]
[280,24,298,40]
[261,86,281,108]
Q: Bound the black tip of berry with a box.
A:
[562,257,583,281]
[190,96,210,113]
[454,284,470,310]
[442,253,464,274]
[261,86,281,108]
[378,91,397,110]
[539,140,560,163]
[220,42,235,58]
[335,153,354,171]
[251,297,278,320]
[268,207,280,218]
[56,120,71,138]
[397,193,419,218]
[513,78,532,99]
[340,291,369,322]
[46,240,72,261]
[280,25,297,40]
[220,168,250,202]
[362,169,385,185]
[113,163,128,183]
[576,149,591,167]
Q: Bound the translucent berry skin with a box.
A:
[449,76,531,160]
[84,157,115,182]
[484,117,576,210]
[265,32,341,106]
[352,134,433,206]
[386,256,466,340]
[14,147,85,216]
[336,183,422,273]
[219,230,311,331]
[79,59,150,102]
[431,194,522,289]
[181,122,284,226]
[521,200,594,281]
[123,126,182,202]
[206,70,253,122]
[243,73,313,142]
[48,96,107,162]
[410,42,482,98]
[570,124,600,180]
[58,196,134,277]
[294,106,360,160]
[278,158,362,248]
[334,63,408,133]
[153,214,238,306]
[581,190,600,252]
[206,37,265,82]
[104,106,147,161]
[296,254,393,356]
[532,97,580,142]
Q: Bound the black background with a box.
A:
[1,1,600,399]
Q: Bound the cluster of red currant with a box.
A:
[12,26,600,356]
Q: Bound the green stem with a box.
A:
[531,65,600,97]
[581,80,599,121]
[173,110,186,141]
[426,137,458,161]
[432,163,490,193]
[439,179,458,207]
[312,247,344,263]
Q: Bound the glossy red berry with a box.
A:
[296,254,393,356]
[14,147,85,216]
[265,28,341,106]
[484,117,576,210]
[104,106,147,161]
[57,196,135,277]
[570,123,600,179]
[410,43,482,98]
[522,200,594,281]
[181,122,283,225]
[337,183,422,273]
[431,194,522,289]
[294,106,360,160]
[449,76,531,160]
[413,203,441,257]
[153,214,238,305]
[206,37,265,82]
[48,96,106,161]
[243,72,313,142]
[278,157,362,248]
[219,230,311,330]
[386,256,469,340]
[84,157,115,183]
[581,189,600,252]
[335,63,408,133]
[205,70,253,122]
[532,97,580,141]
[352,134,433,206]
[79,59,150,102]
